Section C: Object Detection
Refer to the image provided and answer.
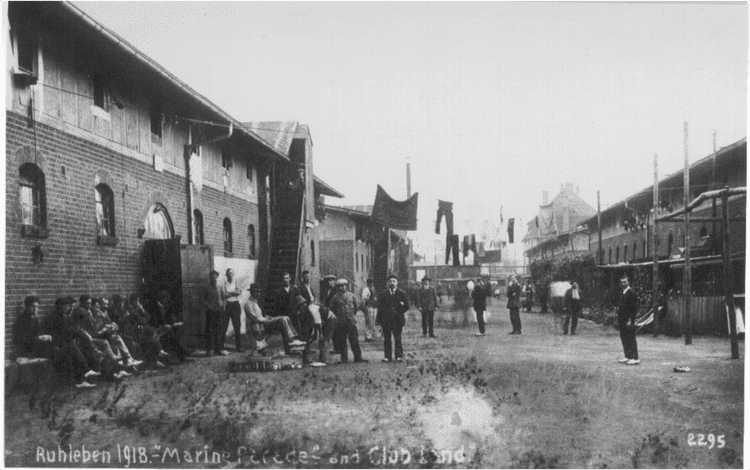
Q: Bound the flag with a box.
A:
[371,185,419,231]
[507,218,515,243]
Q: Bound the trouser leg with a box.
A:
[510,308,521,332]
[428,310,435,336]
[476,309,485,334]
[224,302,242,351]
[348,323,363,361]
[630,333,638,360]
[92,338,119,361]
[205,311,215,352]
[382,326,393,360]
[364,307,374,340]
[421,311,428,335]
[337,324,349,362]
[393,324,403,359]
[571,310,579,333]
[619,323,630,358]
[563,313,571,333]
[215,310,227,351]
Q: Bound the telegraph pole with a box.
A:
[597,191,603,265]
[722,190,739,359]
[683,122,692,345]
[652,155,660,336]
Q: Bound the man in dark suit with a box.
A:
[471,278,487,336]
[418,276,439,338]
[507,275,522,334]
[617,276,640,365]
[563,281,583,335]
[376,274,409,362]
[299,269,316,303]
[274,271,301,334]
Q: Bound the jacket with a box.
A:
[377,288,409,329]
[471,286,487,310]
[563,287,582,312]
[418,286,438,312]
[617,288,639,324]
[507,283,522,309]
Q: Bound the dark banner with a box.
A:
[371,185,419,231]
[507,218,515,243]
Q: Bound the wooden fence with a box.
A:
[665,296,738,336]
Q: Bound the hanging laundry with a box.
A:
[436,200,453,234]
[507,218,515,244]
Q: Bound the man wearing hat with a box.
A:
[507,275,522,334]
[322,275,337,308]
[330,279,368,363]
[360,278,378,341]
[418,276,439,338]
[200,270,226,356]
[377,274,409,362]
[244,283,305,355]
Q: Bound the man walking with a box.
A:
[471,278,487,336]
[201,270,226,357]
[376,274,409,362]
[418,276,439,338]
[360,278,377,341]
[617,276,640,365]
[221,268,243,352]
[330,279,368,363]
[563,281,583,335]
[507,275,522,334]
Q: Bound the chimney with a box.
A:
[542,191,549,205]
[565,182,574,193]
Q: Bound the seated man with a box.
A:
[243,283,305,355]
[92,297,142,368]
[13,295,55,359]
[146,290,192,363]
[294,295,337,366]
[41,296,101,388]
[120,294,165,368]
[72,295,132,379]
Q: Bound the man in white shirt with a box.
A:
[221,268,243,353]
[360,278,377,341]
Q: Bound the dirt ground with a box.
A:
[4,299,744,468]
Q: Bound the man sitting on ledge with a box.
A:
[243,283,305,355]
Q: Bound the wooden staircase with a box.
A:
[264,189,304,311]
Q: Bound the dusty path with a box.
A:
[5,301,744,468]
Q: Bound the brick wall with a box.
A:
[5,112,261,357]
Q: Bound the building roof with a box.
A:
[55,2,288,163]
[582,137,747,227]
[523,186,595,243]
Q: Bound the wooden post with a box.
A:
[652,154,660,337]
[722,191,739,359]
[597,191,603,265]
[683,122,692,345]
[712,131,717,240]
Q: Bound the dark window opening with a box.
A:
[608,247,612,264]
[95,184,116,237]
[616,246,620,263]
[223,218,233,255]
[150,112,162,139]
[311,240,316,266]
[246,159,253,180]
[700,226,708,239]
[19,163,46,229]
[16,29,35,73]
[624,246,628,262]
[668,233,674,256]
[222,145,233,170]
[93,75,107,110]
[193,210,204,245]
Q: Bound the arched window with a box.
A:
[144,203,173,239]
[667,232,674,256]
[633,242,637,260]
[193,210,204,245]
[223,218,233,255]
[248,224,256,258]
[19,163,46,229]
[356,251,359,271]
[642,239,646,258]
[310,240,316,266]
[624,245,628,262]
[616,246,620,263]
[95,184,116,236]
[608,247,612,264]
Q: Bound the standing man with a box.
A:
[360,278,377,341]
[322,275,337,308]
[376,274,409,362]
[299,270,316,303]
[200,270,226,357]
[563,281,583,335]
[617,276,640,365]
[274,272,301,332]
[418,276,439,338]
[507,275,522,334]
[221,268,243,353]
[471,278,487,336]
[330,280,368,363]
[523,279,536,312]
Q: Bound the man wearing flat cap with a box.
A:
[377,274,409,362]
[418,276,439,338]
[329,279,367,363]
[244,283,305,355]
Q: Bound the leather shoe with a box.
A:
[354,358,369,363]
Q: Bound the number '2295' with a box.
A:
[687,433,725,449]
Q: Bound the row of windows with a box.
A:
[19,163,257,257]
[601,228,711,264]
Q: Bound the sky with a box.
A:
[74,1,748,262]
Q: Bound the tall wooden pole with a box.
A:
[683,122,692,345]
[652,154,660,337]
[711,131,717,239]
[597,191,603,265]
[722,191,739,359]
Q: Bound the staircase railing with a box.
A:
[319,258,359,293]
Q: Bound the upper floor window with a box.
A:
[93,75,108,111]
[150,112,162,140]
[143,203,173,240]
[223,218,233,255]
[633,242,637,260]
[193,210,204,245]
[246,159,253,181]
[699,226,708,239]
[608,247,612,264]
[615,246,620,263]
[95,184,116,237]
[248,224,256,258]
[19,163,46,229]
[624,245,628,262]
[667,233,674,256]
[310,240,316,266]
[16,28,36,74]
[222,145,233,170]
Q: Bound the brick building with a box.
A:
[4,3,339,354]
[584,138,746,334]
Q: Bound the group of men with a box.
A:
[12,291,192,389]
